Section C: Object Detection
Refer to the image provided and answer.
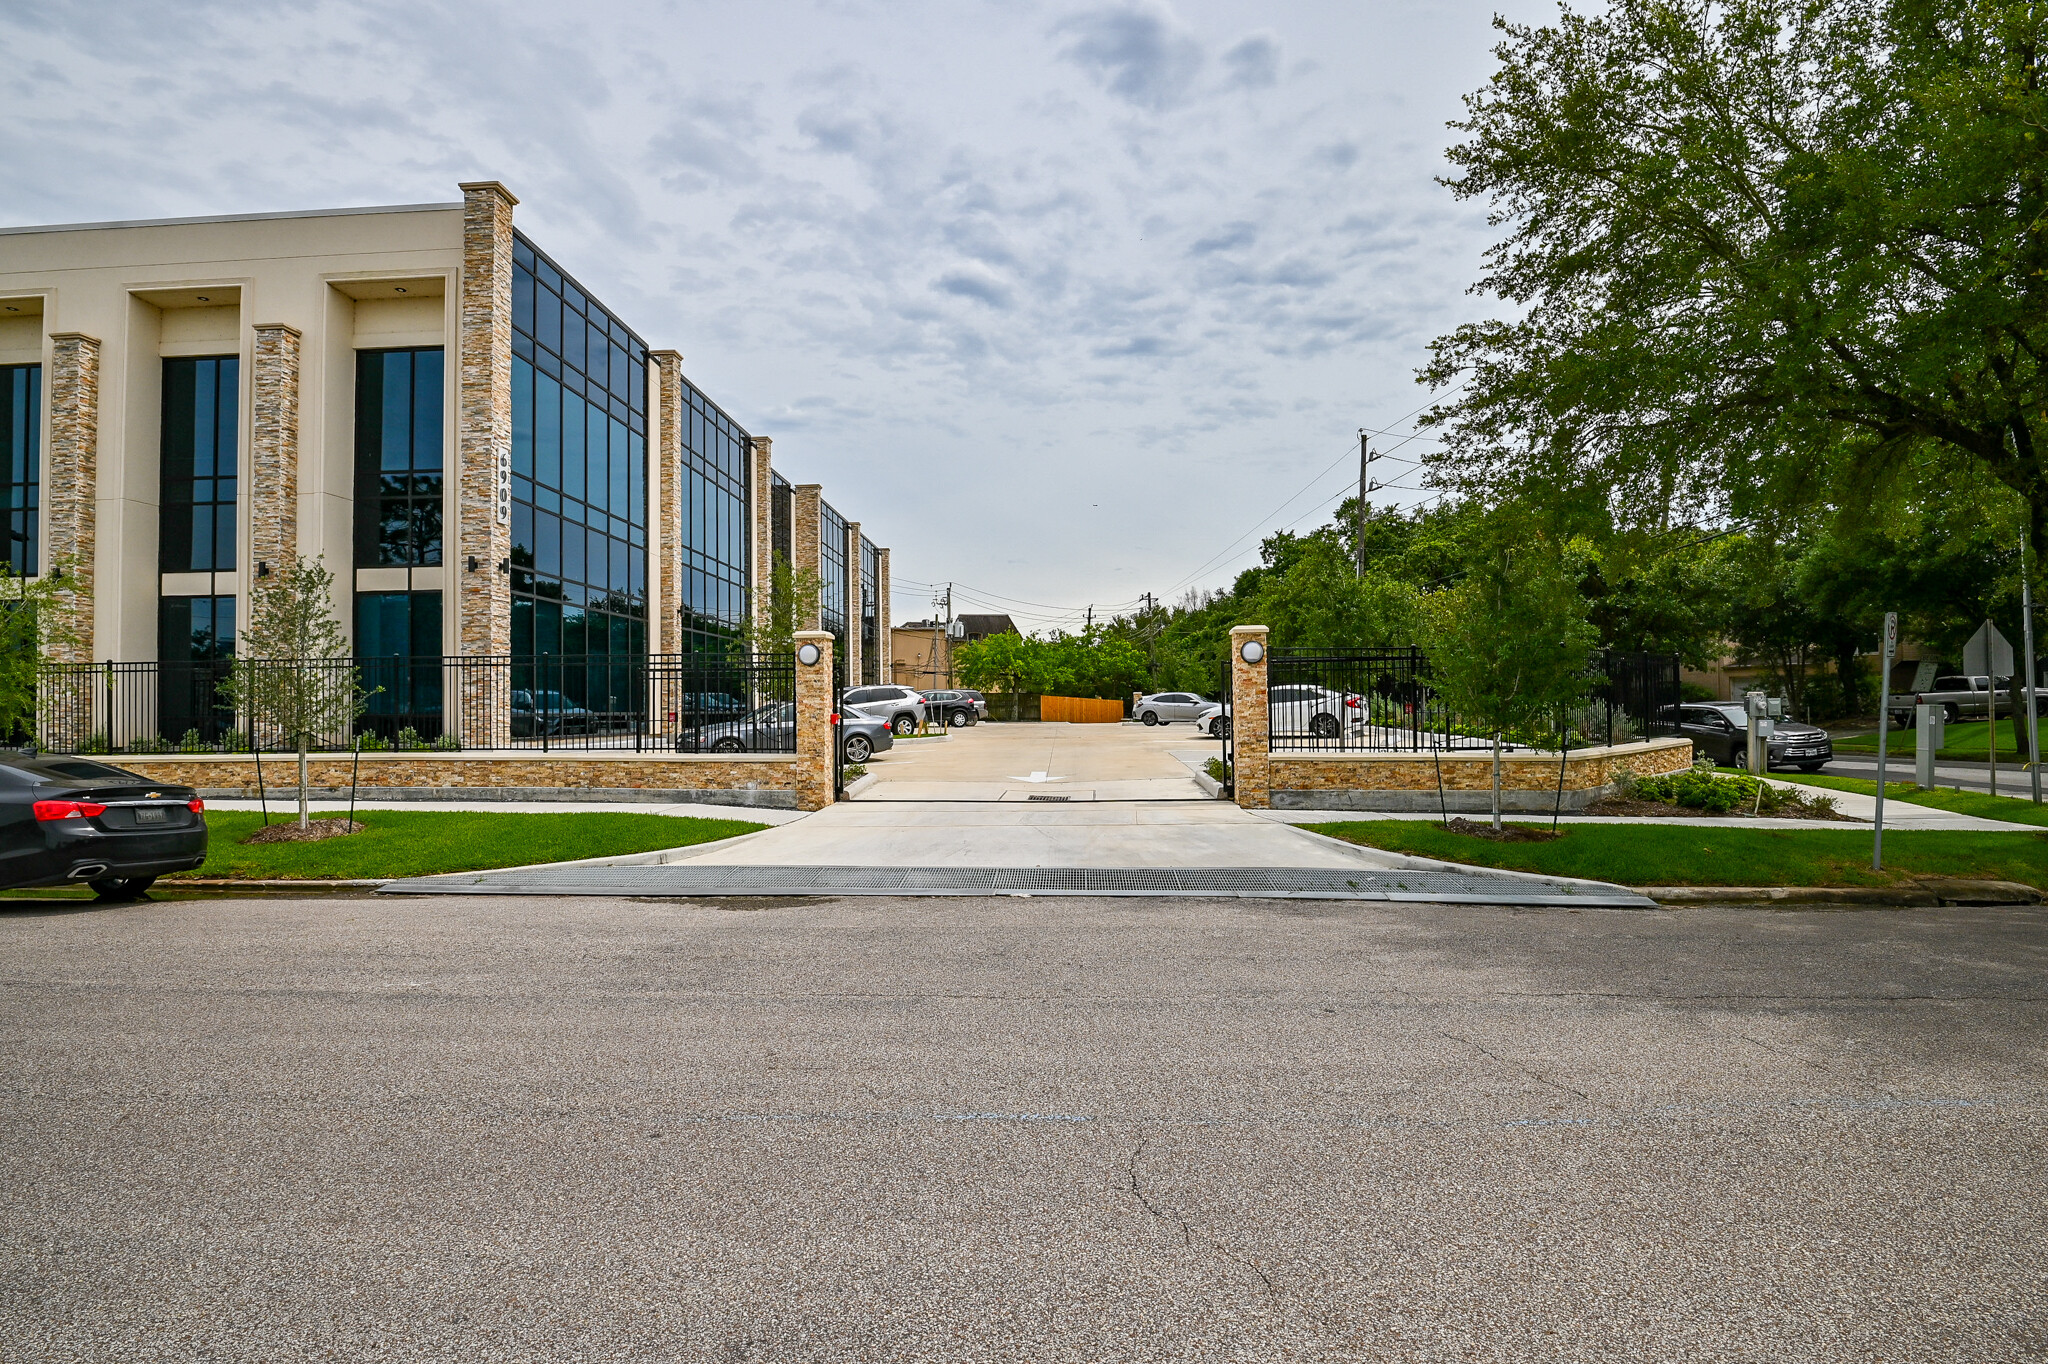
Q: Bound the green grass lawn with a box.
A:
[1774,773,2048,827]
[1304,820,2048,888]
[1833,716,2046,763]
[168,809,766,881]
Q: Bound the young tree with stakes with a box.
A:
[219,557,368,829]
[1422,539,1600,828]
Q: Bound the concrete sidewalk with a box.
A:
[206,797,806,824]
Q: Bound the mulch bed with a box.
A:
[244,819,366,844]
[1581,797,1854,821]
[1440,816,1562,843]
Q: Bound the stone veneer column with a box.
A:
[1230,625,1271,808]
[45,332,100,664]
[875,548,891,683]
[456,180,517,661]
[791,483,822,631]
[843,519,863,685]
[749,436,773,641]
[652,350,684,656]
[793,630,836,811]
[249,323,302,576]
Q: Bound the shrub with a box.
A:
[431,733,461,751]
[1205,756,1233,784]
[126,734,169,754]
[395,727,424,751]
[354,731,390,752]
[1680,682,1717,703]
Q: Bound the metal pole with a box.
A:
[1357,432,1369,576]
[2025,536,2042,803]
[1875,611,1897,871]
[1986,616,1998,798]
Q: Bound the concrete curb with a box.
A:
[1264,818,1654,902]
[1647,880,2042,908]
[842,772,879,799]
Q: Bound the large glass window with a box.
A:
[160,356,238,573]
[820,500,848,655]
[354,348,444,567]
[771,472,792,563]
[675,383,750,659]
[158,595,234,744]
[509,233,649,711]
[0,364,38,575]
[860,537,879,685]
[356,590,444,741]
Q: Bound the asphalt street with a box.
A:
[2,893,2044,1362]
[1826,752,2048,799]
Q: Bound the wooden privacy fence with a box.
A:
[1039,695,1125,724]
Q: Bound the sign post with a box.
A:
[1875,612,1897,872]
[2025,537,2042,804]
[1966,619,2014,797]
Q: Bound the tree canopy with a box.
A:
[1422,0,2048,553]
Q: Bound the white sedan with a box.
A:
[1268,683,1364,739]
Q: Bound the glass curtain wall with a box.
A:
[677,377,750,659]
[771,472,791,563]
[509,233,650,722]
[0,364,39,575]
[157,595,235,744]
[353,346,445,736]
[159,356,238,574]
[860,538,878,684]
[820,500,848,656]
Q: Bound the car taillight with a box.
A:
[33,799,106,822]
[187,798,205,813]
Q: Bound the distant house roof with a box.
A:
[958,614,1017,640]
[895,614,1019,640]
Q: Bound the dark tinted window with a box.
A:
[19,759,146,783]
[160,355,238,573]
[355,348,444,567]
[0,363,39,574]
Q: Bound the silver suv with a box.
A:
[843,684,926,736]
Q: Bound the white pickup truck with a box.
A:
[1887,675,2021,726]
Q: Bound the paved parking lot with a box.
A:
[3,893,2044,1361]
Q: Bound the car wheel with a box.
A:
[949,709,969,728]
[845,734,873,764]
[1942,703,1960,723]
[893,714,916,737]
[713,737,746,753]
[90,875,156,901]
[1141,711,1158,726]
[1309,713,1339,739]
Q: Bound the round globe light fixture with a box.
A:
[1239,640,1265,665]
[797,642,822,666]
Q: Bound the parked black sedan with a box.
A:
[0,754,208,898]
[1676,703,1834,771]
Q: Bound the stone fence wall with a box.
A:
[1267,737,1694,813]
[112,751,809,809]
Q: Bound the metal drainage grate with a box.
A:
[1026,794,1070,802]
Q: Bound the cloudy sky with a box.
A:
[2,0,1548,632]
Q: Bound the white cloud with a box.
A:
[0,0,1547,609]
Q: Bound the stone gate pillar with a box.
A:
[793,630,835,811]
[1230,625,1271,808]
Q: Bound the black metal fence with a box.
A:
[1265,646,1681,753]
[32,654,800,756]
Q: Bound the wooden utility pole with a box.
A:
[1356,431,1382,576]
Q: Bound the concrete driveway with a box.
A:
[2,894,2041,1361]
[855,720,1213,801]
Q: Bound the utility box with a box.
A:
[1916,702,1945,788]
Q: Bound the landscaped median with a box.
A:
[165,810,765,883]
[1302,820,2048,895]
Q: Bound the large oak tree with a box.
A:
[1423,0,2048,553]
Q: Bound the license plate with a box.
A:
[135,807,167,825]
